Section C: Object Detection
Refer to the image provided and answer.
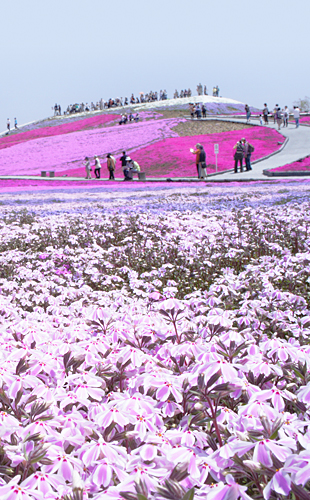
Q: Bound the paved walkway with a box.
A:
[205,117,310,181]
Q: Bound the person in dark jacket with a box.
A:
[199,145,207,179]
[233,140,244,173]
[120,151,131,180]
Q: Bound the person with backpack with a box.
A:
[276,107,282,130]
[233,140,244,173]
[242,138,254,171]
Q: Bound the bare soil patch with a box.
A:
[173,120,252,136]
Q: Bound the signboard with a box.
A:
[214,144,219,154]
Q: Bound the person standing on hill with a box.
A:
[191,143,203,178]
[263,104,269,124]
[233,140,244,173]
[198,145,208,179]
[245,104,251,122]
[107,154,115,180]
[293,106,300,128]
[242,138,253,171]
[7,119,10,133]
[84,157,92,179]
[94,155,101,179]
[14,118,18,129]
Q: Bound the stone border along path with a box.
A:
[1,116,310,183]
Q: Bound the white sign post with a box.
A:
[214,144,219,172]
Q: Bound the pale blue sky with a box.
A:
[1,0,309,127]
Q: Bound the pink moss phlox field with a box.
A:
[0,183,310,499]
[0,118,183,176]
[0,114,119,151]
[131,127,284,177]
[269,155,310,172]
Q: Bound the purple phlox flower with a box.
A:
[207,308,232,329]
[168,446,200,478]
[80,437,127,467]
[9,372,44,399]
[134,412,158,441]
[247,388,289,412]
[139,443,158,461]
[198,474,252,500]
[263,468,291,500]
[39,253,49,260]
[158,297,185,312]
[238,400,278,420]
[253,439,294,467]
[0,475,45,500]
[125,457,170,489]
[297,381,310,404]
[43,446,83,480]
[92,459,128,488]
[150,377,183,403]
[95,405,130,428]
[284,450,310,486]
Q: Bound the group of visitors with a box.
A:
[173,89,192,98]
[233,139,254,173]
[83,152,140,181]
[189,103,208,119]
[213,86,220,97]
[119,113,140,125]
[6,118,18,133]
[261,104,300,129]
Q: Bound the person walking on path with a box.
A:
[7,119,10,133]
[94,155,101,179]
[283,106,289,127]
[84,156,92,179]
[276,107,282,130]
[198,145,208,179]
[293,106,300,128]
[245,104,251,122]
[233,140,244,173]
[107,154,115,180]
[191,143,203,178]
[263,104,269,125]
[14,118,18,129]
[242,138,253,171]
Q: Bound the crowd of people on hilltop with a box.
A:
[173,89,192,98]
[61,90,168,115]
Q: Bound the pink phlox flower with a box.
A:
[59,390,90,409]
[118,345,146,368]
[284,450,310,486]
[125,457,169,489]
[207,308,232,328]
[253,439,294,467]
[80,437,127,467]
[111,392,157,415]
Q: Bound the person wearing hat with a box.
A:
[94,155,101,179]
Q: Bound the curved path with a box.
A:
[205,117,310,180]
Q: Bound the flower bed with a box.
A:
[268,155,310,173]
[0,118,183,176]
[0,114,119,151]
[0,184,309,499]
[130,127,283,177]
